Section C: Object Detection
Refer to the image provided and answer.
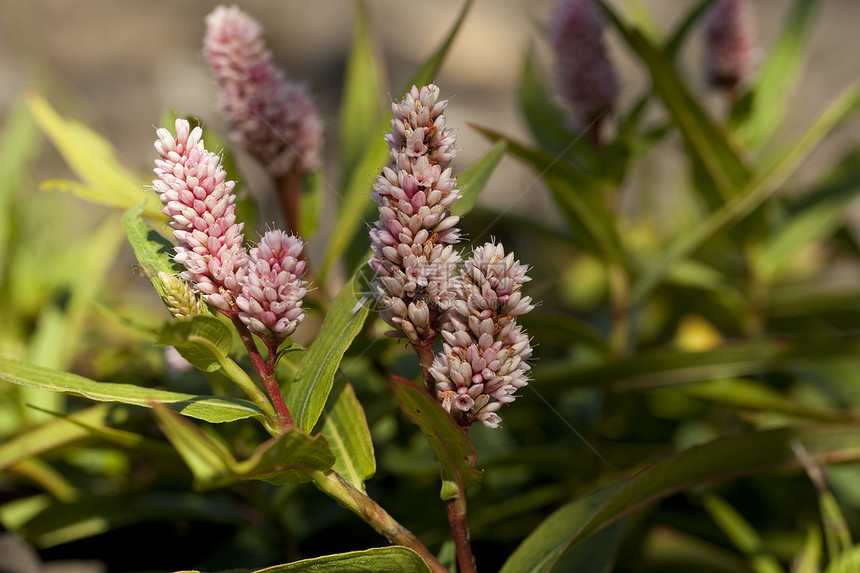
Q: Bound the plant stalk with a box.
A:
[447,495,477,573]
[230,315,294,433]
[413,337,438,395]
[276,168,303,236]
[310,469,449,573]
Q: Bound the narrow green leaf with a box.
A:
[300,169,325,239]
[288,268,370,433]
[451,141,507,217]
[0,357,264,424]
[701,493,784,573]
[407,0,473,91]
[318,137,386,283]
[632,83,860,302]
[251,547,432,573]
[151,404,236,489]
[791,525,822,573]
[121,201,186,301]
[517,47,572,156]
[574,425,860,548]
[662,0,713,59]
[15,493,245,548]
[733,0,817,146]
[549,520,626,573]
[758,146,860,277]
[390,376,482,501]
[339,0,385,182]
[471,125,623,263]
[625,28,751,202]
[154,405,335,490]
[25,91,164,219]
[320,381,376,492]
[156,316,233,373]
[0,405,112,471]
[500,484,622,573]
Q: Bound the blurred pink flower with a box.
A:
[549,0,619,132]
[236,230,307,342]
[153,118,247,312]
[204,5,323,176]
[704,0,759,91]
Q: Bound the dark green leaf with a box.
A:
[252,547,432,573]
[406,0,473,91]
[517,47,573,156]
[390,376,482,501]
[0,357,264,424]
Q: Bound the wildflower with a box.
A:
[236,230,307,344]
[203,5,323,176]
[153,118,247,312]
[430,242,534,429]
[368,85,463,345]
[704,0,759,92]
[549,0,619,133]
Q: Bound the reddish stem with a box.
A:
[412,337,437,395]
[230,315,293,432]
[276,168,303,236]
[447,494,477,573]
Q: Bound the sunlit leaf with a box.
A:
[250,547,432,573]
[320,381,376,492]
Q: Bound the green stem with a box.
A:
[310,469,449,573]
[214,352,279,435]
[608,263,631,357]
[446,494,477,573]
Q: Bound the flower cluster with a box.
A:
[153,119,247,312]
[237,230,307,343]
[429,242,534,429]
[549,0,619,131]
[153,119,307,343]
[203,5,323,176]
[704,0,759,92]
[368,84,462,345]
[157,271,207,319]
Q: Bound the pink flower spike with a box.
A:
[204,5,323,176]
[153,118,247,313]
[704,0,760,93]
[549,0,619,134]
[236,229,308,344]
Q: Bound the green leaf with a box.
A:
[451,141,507,217]
[573,424,860,550]
[320,381,376,493]
[390,376,482,501]
[339,1,385,183]
[732,0,818,146]
[624,28,751,203]
[156,315,233,373]
[793,525,823,573]
[288,268,370,433]
[251,547,432,573]
[153,405,335,490]
[758,146,860,277]
[318,137,386,283]
[14,493,245,548]
[632,83,860,302]
[0,357,264,424]
[0,405,111,471]
[301,169,325,239]
[500,484,622,573]
[25,91,164,219]
[517,47,572,156]
[406,0,473,91]
[471,125,623,263]
[701,493,784,573]
[121,201,184,297]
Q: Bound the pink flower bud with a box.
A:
[429,242,535,429]
[204,5,323,176]
[236,230,307,343]
[704,0,759,92]
[153,119,247,313]
[549,0,619,131]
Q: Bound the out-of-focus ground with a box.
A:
[1,0,859,240]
